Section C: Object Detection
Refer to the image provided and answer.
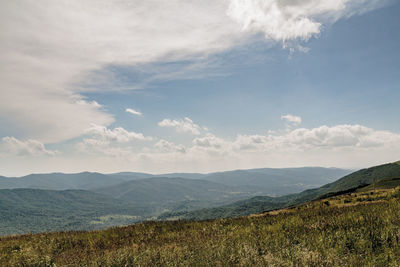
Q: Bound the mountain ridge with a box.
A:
[163,161,400,220]
[0,167,351,197]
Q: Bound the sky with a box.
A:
[0,0,399,176]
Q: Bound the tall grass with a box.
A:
[1,189,400,266]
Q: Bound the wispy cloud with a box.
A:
[126,108,142,116]
[281,114,302,126]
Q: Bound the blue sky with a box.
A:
[92,3,400,135]
[0,0,399,175]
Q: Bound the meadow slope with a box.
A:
[2,186,400,266]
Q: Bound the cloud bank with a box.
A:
[0,137,57,156]
[2,118,399,175]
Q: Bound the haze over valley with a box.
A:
[0,167,351,235]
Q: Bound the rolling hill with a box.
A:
[164,161,400,220]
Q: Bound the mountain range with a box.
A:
[0,167,350,193]
[5,165,393,236]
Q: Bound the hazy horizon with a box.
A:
[1,165,358,178]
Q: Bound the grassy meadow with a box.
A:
[1,186,400,266]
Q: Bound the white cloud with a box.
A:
[126,108,142,116]
[84,124,153,142]
[190,134,231,157]
[158,117,203,135]
[76,124,153,157]
[133,124,400,173]
[0,137,57,156]
[281,114,302,126]
[193,134,223,148]
[227,0,385,43]
[0,0,387,143]
[233,124,400,152]
[154,139,186,153]
[76,138,132,158]
[192,133,228,150]
[150,124,400,171]
[2,123,400,176]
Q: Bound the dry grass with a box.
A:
[1,188,400,266]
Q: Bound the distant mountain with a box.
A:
[167,161,400,220]
[107,172,155,180]
[154,173,207,179]
[0,167,351,197]
[94,177,263,212]
[199,167,351,196]
[0,188,151,235]
[108,167,352,197]
[0,166,356,235]
[0,172,125,190]
[158,195,290,221]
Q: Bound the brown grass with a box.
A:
[1,187,400,266]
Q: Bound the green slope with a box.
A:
[170,161,400,220]
[0,189,151,235]
[357,177,400,191]
[289,162,400,204]
[324,162,400,192]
